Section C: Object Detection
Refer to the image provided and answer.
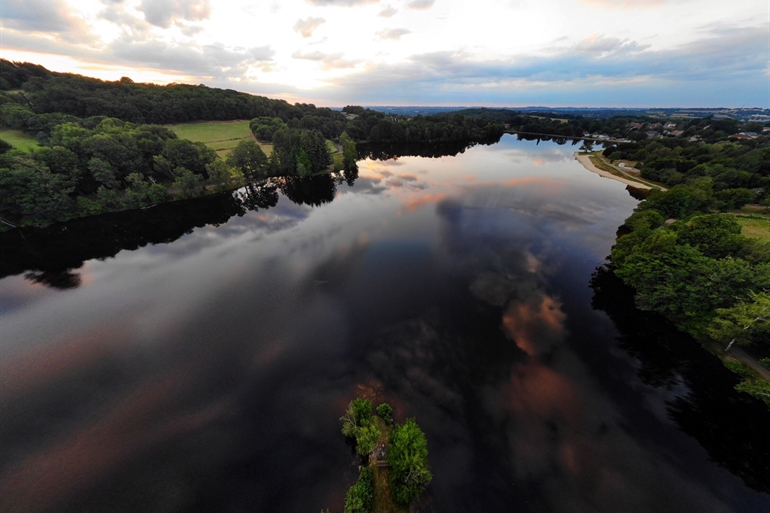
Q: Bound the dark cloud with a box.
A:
[377,28,411,40]
[2,0,89,40]
[139,0,211,28]
[108,38,274,78]
[293,17,326,38]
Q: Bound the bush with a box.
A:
[735,379,770,406]
[724,359,752,377]
[344,467,374,513]
[376,403,393,423]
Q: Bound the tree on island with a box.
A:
[340,398,380,456]
[387,418,432,505]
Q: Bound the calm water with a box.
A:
[1,136,769,513]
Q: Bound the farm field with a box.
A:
[0,130,39,152]
[167,120,272,157]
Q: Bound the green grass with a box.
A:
[737,217,770,243]
[0,129,39,152]
[326,139,339,153]
[167,120,273,156]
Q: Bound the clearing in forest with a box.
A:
[0,129,39,152]
[737,216,770,243]
[167,120,273,157]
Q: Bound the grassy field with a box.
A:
[167,120,272,157]
[0,129,39,152]
[737,216,770,243]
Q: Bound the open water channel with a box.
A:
[1,135,769,513]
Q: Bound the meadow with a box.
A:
[0,129,39,152]
[167,120,273,156]
[737,216,770,243]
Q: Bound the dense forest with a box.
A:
[0,60,504,146]
[593,132,770,403]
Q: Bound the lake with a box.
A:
[1,135,768,513]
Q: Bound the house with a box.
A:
[664,122,677,130]
[628,122,645,130]
[649,122,663,129]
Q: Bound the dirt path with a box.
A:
[574,153,664,191]
[730,347,770,380]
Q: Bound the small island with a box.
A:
[326,397,431,513]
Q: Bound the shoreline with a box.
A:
[573,152,660,191]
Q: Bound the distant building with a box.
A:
[664,122,677,130]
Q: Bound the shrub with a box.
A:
[344,467,374,513]
[376,403,393,423]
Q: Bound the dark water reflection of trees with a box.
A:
[590,266,770,494]
[0,172,351,289]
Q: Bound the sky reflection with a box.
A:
[1,137,767,513]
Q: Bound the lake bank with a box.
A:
[574,152,661,190]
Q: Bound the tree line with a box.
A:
[610,181,770,404]
[1,60,506,146]
[602,138,770,208]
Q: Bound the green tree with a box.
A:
[376,402,393,424]
[735,379,770,406]
[226,140,268,179]
[341,398,373,437]
[0,156,75,225]
[88,157,120,189]
[206,159,236,192]
[616,245,770,334]
[707,292,770,351]
[172,166,206,199]
[677,214,747,259]
[344,467,374,513]
[388,418,432,505]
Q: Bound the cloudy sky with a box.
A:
[1,0,768,107]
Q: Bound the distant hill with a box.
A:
[0,60,319,125]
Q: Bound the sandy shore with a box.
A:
[574,153,659,190]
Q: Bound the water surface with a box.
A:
[1,136,768,513]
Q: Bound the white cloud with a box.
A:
[378,5,398,17]
[377,28,411,40]
[292,50,361,69]
[405,0,435,9]
[293,17,326,38]
[139,0,211,28]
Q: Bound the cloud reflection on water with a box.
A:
[0,138,761,513]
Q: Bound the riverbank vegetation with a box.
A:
[0,60,508,227]
[336,397,431,513]
[610,184,770,404]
